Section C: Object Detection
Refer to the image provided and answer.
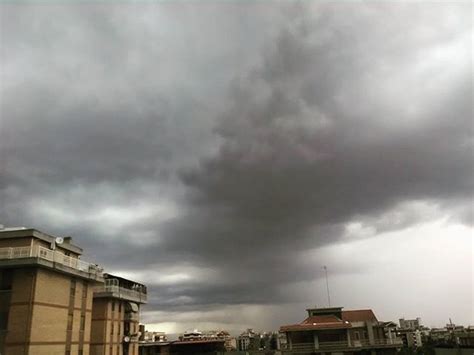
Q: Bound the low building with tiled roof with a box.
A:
[279,306,403,354]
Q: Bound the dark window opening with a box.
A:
[0,270,13,291]
[80,315,85,331]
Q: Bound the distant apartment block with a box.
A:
[457,326,474,348]
[139,339,226,354]
[237,328,260,351]
[432,326,474,355]
[399,318,422,330]
[203,330,235,351]
[179,329,203,341]
[0,227,147,355]
[429,324,474,348]
[139,328,167,343]
[397,317,424,348]
[397,328,423,348]
[280,306,403,355]
[177,329,235,351]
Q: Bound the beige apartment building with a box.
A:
[0,227,147,355]
[91,274,147,355]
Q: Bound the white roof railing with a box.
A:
[0,245,103,277]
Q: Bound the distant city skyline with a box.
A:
[0,1,472,333]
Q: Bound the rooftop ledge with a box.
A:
[281,338,403,353]
[0,245,104,282]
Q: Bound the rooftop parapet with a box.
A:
[0,244,104,281]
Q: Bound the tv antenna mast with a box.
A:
[323,266,331,307]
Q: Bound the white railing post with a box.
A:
[313,333,319,350]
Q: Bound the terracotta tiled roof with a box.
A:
[280,322,351,332]
[280,309,380,333]
[342,310,378,322]
[280,315,351,332]
[302,315,344,324]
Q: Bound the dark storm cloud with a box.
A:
[143,2,472,308]
[0,2,472,327]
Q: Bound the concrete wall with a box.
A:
[0,237,33,249]
[3,266,96,355]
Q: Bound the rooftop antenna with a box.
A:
[323,265,331,307]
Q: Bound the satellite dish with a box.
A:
[55,237,64,245]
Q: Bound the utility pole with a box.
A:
[323,266,331,307]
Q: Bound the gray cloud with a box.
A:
[0,2,472,330]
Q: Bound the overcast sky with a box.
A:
[0,1,472,334]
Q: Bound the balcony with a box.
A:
[281,338,404,353]
[93,278,147,304]
[0,245,104,280]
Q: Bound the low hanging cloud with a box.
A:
[0,2,472,329]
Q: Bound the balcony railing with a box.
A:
[93,283,147,303]
[287,343,315,352]
[0,245,103,277]
[320,340,351,349]
[0,246,31,259]
[368,338,404,346]
[282,338,403,352]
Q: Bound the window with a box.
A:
[0,270,13,290]
[80,315,85,331]
[119,302,122,313]
[111,323,114,335]
[39,248,49,258]
[67,314,73,331]
[70,280,77,299]
[112,301,115,312]
[82,283,88,299]
[354,331,360,341]
[0,311,9,330]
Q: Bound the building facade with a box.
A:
[280,306,403,355]
[0,228,103,355]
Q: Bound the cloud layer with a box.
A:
[0,2,472,331]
